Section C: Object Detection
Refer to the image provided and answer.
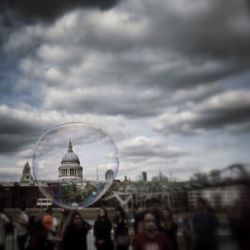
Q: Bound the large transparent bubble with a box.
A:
[32,122,119,208]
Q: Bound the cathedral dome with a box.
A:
[61,139,80,164]
[61,152,80,164]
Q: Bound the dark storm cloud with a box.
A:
[154,91,250,135]
[0,134,34,153]
[46,95,164,118]
[1,0,250,122]
[141,0,250,90]
[121,147,188,160]
[3,0,250,95]
[1,0,121,23]
[194,105,250,129]
[0,171,20,180]
[119,136,189,164]
[0,107,50,153]
[148,61,249,90]
[43,85,167,118]
[0,62,16,102]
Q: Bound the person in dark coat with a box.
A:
[62,211,91,250]
[160,207,179,250]
[54,208,70,250]
[132,205,144,235]
[0,206,10,250]
[113,206,130,250]
[228,189,250,250]
[192,198,218,250]
[94,208,114,250]
[26,215,54,250]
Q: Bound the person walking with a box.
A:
[192,198,218,250]
[160,207,179,250]
[113,206,130,250]
[62,211,91,250]
[132,210,170,250]
[26,215,54,250]
[45,207,58,234]
[0,206,10,250]
[182,210,193,250]
[94,208,114,250]
[54,208,70,250]
[16,203,29,250]
[132,205,144,235]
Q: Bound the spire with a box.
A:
[68,138,73,152]
[25,161,30,169]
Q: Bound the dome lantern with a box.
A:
[68,138,73,153]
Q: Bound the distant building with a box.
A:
[0,161,39,208]
[187,183,246,210]
[20,161,33,184]
[142,171,147,182]
[58,139,83,181]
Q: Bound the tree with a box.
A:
[192,172,209,184]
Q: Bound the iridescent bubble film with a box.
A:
[32,122,119,208]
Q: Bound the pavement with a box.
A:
[6,230,237,250]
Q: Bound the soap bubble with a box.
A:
[32,122,119,208]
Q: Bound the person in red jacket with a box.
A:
[132,211,170,250]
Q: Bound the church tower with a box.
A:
[58,139,83,181]
[20,161,33,183]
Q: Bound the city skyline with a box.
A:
[0,0,250,182]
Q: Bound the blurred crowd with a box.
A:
[0,197,250,250]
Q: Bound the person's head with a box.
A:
[133,205,139,213]
[42,215,53,231]
[46,207,53,215]
[98,208,108,220]
[151,198,161,210]
[143,211,158,237]
[196,197,207,210]
[115,206,126,219]
[72,211,83,228]
[162,206,173,221]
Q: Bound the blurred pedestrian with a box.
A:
[26,214,54,250]
[45,207,58,233]
[228,202,250,250]
[62,210,91,250]
[16,203,29,250]
[54,208,70,250]
[192,198,218,250]
[113,206,130,250]
[150,198,161,229]
[132,210,170,250]
[182,210,192,250]
[132,205,144,235]
[160,206,179,250]
[94,208,114,250]
[0,206,10,250]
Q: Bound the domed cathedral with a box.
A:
[58,139,83,181]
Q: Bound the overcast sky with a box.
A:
[0,0,250,182]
